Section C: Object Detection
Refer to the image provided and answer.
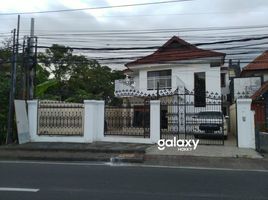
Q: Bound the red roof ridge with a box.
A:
[242,50,268,74]
[125,36,225,67]
[251,81,268,100]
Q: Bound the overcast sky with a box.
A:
[0,0,268,69]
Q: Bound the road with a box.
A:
[0,161,268,200]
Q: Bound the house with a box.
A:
[241,50,268,130]
[115,36,226,105]
[241,50,268,81]
[113,36,229,140]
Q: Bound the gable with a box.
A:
[125,36,225,67]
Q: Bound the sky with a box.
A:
[0,0,268,69]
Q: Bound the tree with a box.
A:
[0,42,12,144]
[37,44,125,103]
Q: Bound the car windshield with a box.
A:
[197,112,223,119]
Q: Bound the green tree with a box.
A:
[0,42,12,144]
[37,44,125,103]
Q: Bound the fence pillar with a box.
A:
[27,100,38,141]
[95,101,105,141]
[83,100,96,143]
[236,99,255,149]
[84,100,105,142]
[150,100,161,143]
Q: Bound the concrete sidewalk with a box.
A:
[146,145,263,159]
[0,142,267,170]
[0,142,151,162]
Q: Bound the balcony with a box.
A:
[115,78,139,97]
[114,75,186,98]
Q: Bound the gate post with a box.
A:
[95,100,105,141]
[150,100,160,143]
[236,99,255,149]
[84,100,96,143]
[84,100,105,143]
[27,100,38,141]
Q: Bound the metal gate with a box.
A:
[160,91,225,145]
[104,100,150,138]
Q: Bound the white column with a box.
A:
[83,100,96,143]
[27,100,38,142]
[236,99,255,149]
[150,100,161,143]
[95,101,105,141]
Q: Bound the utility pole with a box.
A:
[29,18,35,99]
[21,37,26,99]
[6,15,20,144]
[6,29,17,144]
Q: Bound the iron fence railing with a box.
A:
[104,101,150,138]
[255,122,268,153]
[38,101,84,136]
[160,91,225,145]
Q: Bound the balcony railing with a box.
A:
[115,75,186,97]
[115,78,138,92]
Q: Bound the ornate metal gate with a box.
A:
[104,100,150,138]
[160,91,225,145]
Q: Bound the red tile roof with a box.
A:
[125,36,226,67]
[242,51,268,74]
[251,81,268,100]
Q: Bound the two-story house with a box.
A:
[115,36,226,104]
[113,36,228,139]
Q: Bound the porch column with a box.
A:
[236,99,255,149]
[150,100,161,143]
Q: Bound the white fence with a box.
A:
[26,98,256,149]
[28,100,160,144]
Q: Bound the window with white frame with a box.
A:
[147,70,172,90]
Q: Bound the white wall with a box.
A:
[28,100,95,143]
[137,63,221,94]
[236,99,256,149]
[28,100,160,144]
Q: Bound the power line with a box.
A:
[34,35,268,51]
[0,0,192,16]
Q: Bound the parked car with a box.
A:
[193,111,228,139]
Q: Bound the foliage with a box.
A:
[36,79,58,97]
[37,44,125,103]
[0,43,12,144]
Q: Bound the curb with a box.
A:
[0,150,145,163]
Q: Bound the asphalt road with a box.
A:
[0,161,268,200]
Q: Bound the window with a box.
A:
[194,72,206,107]
[210,61,221,67]
[147,70,171,90]
[221,73,226,87]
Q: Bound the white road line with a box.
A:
[0,187,39,192]
[0,160,268,173]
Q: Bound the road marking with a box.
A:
[0,187,39,192]
[0,160,268,173]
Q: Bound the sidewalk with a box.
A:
[146,145,262,158]
[144,145,268,170]
[0,142,151,163]
[0,142,267,171]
